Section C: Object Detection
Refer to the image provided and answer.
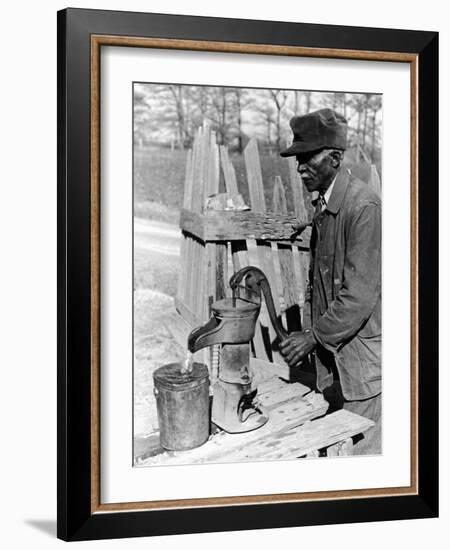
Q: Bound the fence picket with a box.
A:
[243,139,279,360]
[287,156,308,222]
[272,177,302,333]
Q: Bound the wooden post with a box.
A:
[272,175,287,214]
[244,137,266,212]
[286,156,309,315]
[243,139,280,360]
[220,146,239,198]
[272,177,302,333]
[220,146,251,290]
[287,156,308,222]
[205,131,220,319]
[215,244,228,300]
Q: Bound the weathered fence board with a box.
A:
[287,156,308,222]
[176,124,312,368]
[244,137,266,212]
[244,139,279,361]
[219,146,239,197]
[179,208,308,244]
[272,176,303,332]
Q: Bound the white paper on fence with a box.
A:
[101,45,411,504]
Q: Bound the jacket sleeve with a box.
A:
[312,201,381,351]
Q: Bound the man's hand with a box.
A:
[279,330,317,368]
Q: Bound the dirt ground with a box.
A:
[133,216,185,440]
[133,288,185,437]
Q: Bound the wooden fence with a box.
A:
[175,123,311,366]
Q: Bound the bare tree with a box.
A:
[132,84,382,159]
[208,87,236,146]
[133,86,153,146]
[256,102,276,145]
[339,92,348,120]
[267,90,290,152]
[167,85,188,149]
[139,84,193,148]
[361,93,373,149]
[369,95,382,161]
[293,90,301,115]
[304,91,313,112]
[233,88,251,153]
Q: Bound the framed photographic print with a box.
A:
[57,8,438,541]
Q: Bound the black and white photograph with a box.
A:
[0,0,444,546]
[133,83,383,466]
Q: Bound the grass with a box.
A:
[134,144,313,222]
[134,247,179,297]
[134,146,186,217]
[134,143,378,225]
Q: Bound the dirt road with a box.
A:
[133,216,185,444]
[134,217,180,257]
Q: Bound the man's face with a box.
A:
[296,149,338,194]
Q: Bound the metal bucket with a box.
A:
[153,362,210,451]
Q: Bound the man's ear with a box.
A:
[329,150,343,169]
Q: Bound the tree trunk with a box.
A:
[356,108,362,146]
[235,90,243,153]
[371,109,377,161]
[342,93,347,120]
[305,91,312,112]
[362,96,369,150]
[294,91,300,115]
[169,85,186,150]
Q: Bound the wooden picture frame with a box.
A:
[57,8,438,541]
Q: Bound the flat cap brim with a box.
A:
[279,142,325,157]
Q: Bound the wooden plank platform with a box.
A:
[134,376,374,467]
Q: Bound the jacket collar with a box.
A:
[324,167,350,214]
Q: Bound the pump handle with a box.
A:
[229,266,289,342]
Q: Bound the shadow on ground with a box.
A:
[25,519,56,538]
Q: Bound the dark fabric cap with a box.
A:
[280,108,347,157]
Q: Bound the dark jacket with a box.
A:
[307,167,382,400]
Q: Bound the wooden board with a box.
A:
[287,155,308,222]
[218,410,374,462]
[174,296,202,330]
[250,357,290,382]
[204,130,220,320]
[215,243,228,299]
[272,177,302,332]
[255,240,280,358]
[179,208,308,244]
[220,145,239,197]
[244,137,266,212]
[135,376,330,466]
[278,243,302,331]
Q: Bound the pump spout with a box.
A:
[188,316,224,353]
[187,297,261,353]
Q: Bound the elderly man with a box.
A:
[279,108,382,455]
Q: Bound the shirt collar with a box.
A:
[323,175,337,205]
[323,167,351,214]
